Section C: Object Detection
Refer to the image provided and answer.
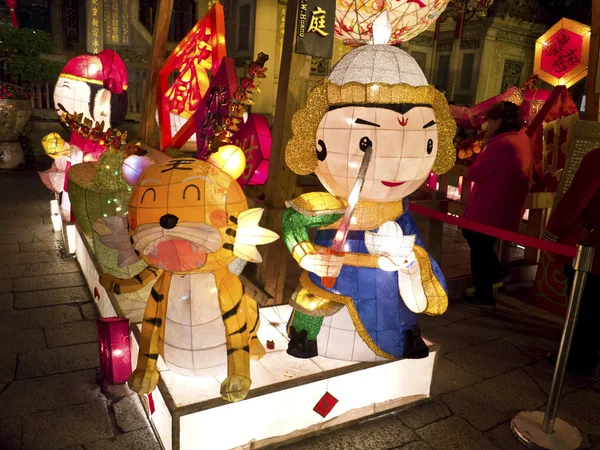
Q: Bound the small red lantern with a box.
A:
[97,317,132,384]
[5,0,17,28]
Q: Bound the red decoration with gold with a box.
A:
[534,252,568,317]
[313,391,339,418]
[157,3,227,150]
[534,18,591,88]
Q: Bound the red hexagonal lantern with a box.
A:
[534,18,591,88]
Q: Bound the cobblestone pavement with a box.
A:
[0,167,159,450]
[279,293,600,450]
[3,167,600,450]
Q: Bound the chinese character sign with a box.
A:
[296,0,335,58]
[86,0,104,54]
[534,18,590,88]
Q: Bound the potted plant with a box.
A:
[0,83,30,168]
[0,23,62,169]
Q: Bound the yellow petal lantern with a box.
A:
[335,0,451,45]
[98,158,279,402]
[68,150,132,236]
[42,132,70,159]
[534,18,591,88]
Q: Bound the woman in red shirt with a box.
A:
[462,102,534,309]
[542,147,600,372]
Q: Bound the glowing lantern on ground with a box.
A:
[98,158,279,402]
[97,317,132,384]
[534,18,591,88]
[283,44,453,363]
[335,0,450,45]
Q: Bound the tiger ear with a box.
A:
[123,155,154,186]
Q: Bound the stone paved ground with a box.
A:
[3,167,599,450]
[280,293,600,450]
[0,167,159,450]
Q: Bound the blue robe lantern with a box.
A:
[282,44,456,362]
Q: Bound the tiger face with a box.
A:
[128,158,248,273]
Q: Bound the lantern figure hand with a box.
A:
[299,251,344,278]
[378,251,416,272]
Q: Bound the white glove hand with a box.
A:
[300,251,344,278]
[378,251,416,272]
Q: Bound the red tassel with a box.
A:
[9,9,18,28]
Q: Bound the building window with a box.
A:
[459,53,475,91]
[15,0,51,33]
[436,55,451,93]
[501,60,523,92]
[224,0,256,61]
[139,0,197,42]
[411,51,427,75]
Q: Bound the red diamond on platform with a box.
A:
[313,392,338,418]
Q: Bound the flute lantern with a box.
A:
[283,43,453,363]
[335,0,450,45]
[97,317,132,384]
[98,158,279,402]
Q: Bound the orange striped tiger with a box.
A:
[98,158,278,402]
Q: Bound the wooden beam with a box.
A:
[256,0,312,305]
[584,0,600,121]
[139,0,174,145]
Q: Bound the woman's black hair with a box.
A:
[485,101,524,137]
[89,84,128,129]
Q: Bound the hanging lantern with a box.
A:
[5,0,17,28]
[534,18,591,88]
[207,144,247,180]
[97,317,132,384]
[334,0,450,45]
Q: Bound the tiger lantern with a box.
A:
[97,156,279,402]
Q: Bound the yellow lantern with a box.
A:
[42,132,70,159]
[207,144,246,181]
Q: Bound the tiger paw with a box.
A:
[249,338,266,361]
[220,375,251,402]
[127,368,159,395]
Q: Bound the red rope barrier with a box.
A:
[408,202,577,259]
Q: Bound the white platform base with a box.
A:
[74,226,439,450]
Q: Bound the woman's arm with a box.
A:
[467,139,503,182]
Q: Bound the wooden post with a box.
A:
[139,0,174,145]
[584,0,600,121]
[255,0,312,305]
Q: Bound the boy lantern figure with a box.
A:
[54,49,128,162]
[283,44,455,362]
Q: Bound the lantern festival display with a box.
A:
[335,0,450,45]
[97,317,132,384]
[534,18,591,89]
[98,156,279,402]
[156,3,272,186]
[39,49,128,221]
[283,42,453,362]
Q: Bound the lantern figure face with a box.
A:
[128,159,249,273]
[335,0,450,45]
[54,50,129,131]
[315,105,438,201]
